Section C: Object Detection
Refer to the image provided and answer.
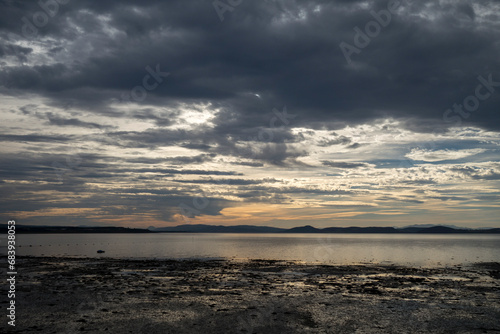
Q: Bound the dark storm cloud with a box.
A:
[0,133,74,143]
[0,42,32,62]
[347,143,362,149]
[0,0,498,131]
[127,108,179,127]
[0,150,233,224]
[375,195,425,204]
[428,196,468,201]
[13,104,114,129]
[237,185,353,196]
[0,180,230,224]
[322,161,370,168]
[401,180,437,185]
[451,166,500,180]
[317,136,353,147]
[230,161,264,167]
[105,128,202,148]
[129,168,242,176]
[162,154,215,165]
[124,154,215,165]
[173,177,283,186]
[45,113,115,129]
[0,152,115,185]
[215,142,307,166]
[230,183,354,203]
[238,191,290,204]
[99,126,305,165]
[181,143,212,150]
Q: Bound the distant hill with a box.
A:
[148,224,286,233]
[398,224,472,230]
[149,224,500,234]
[322,226,398,233]
[287,225,320,233]
[3,224,500,234]
[2,225,152,234]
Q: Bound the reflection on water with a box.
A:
[5,233,500,266]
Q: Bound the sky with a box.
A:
[1,0,500,229]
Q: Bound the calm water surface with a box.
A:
[6,233,500,266]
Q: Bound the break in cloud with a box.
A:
[0,0,499,228]
[405,148,488,162]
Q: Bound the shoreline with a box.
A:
[12,254,500,269]
[5,257,500,333]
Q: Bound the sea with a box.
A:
[4,233,500,267]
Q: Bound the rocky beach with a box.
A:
[3,257,500,333]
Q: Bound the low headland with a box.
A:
[5,224,500,234]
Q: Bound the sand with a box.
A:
[3,257,500,333]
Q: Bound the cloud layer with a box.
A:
[1,0,499,228]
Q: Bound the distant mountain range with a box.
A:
[4,224,500,234]
[147,224,500,234]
